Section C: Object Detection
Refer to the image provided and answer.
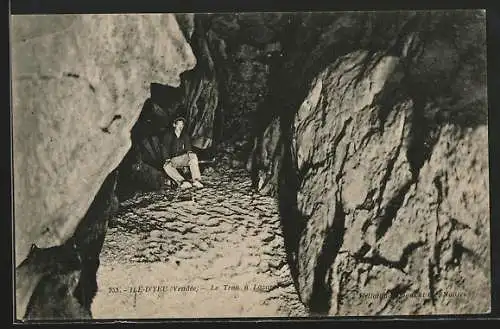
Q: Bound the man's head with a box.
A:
[173,116,186,132]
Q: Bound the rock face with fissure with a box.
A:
[12,10,490,320]
[12,14,196,320]
[249,11,489,315]
[292,52,489,315]
[182,17,223,150]
[115,14,290,199]
[115,16,231,200]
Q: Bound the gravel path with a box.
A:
[91,167,307,318]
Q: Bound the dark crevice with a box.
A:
[428,258,437,306]
[375,78,407,132]
[332,118,353,157]
[277,133,304,298]
[432,174,445,279]
[309,193,346,315]
[400,45,441,181]
[63,72,80,79]
[72,171,119,312]
[445,241,467,269]
[353,242,371,258]
[358,189,378,211]
[296,117,351,185]
[406,99,436,180]
[355,240,425,273]
[334,142,351,185]
[100,115,122,134]
[370,125,405,238]
[357,125,379,151]
[319,95,328,127]
[375,180,414,240]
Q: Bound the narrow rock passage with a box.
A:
[91,167,308,318]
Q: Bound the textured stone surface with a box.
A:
[12,14,196,267]
[290,52,489,315]
[92,168,307,318]
[12,14,196,320]
[181,18,222,149]
[12,10,490,320]
[249,117,283,196]
[22,171,119,320]
[247,10,489,315]
[328,125,490,315]
[223,44,270,142]
[114,17,228,200]
[292,52,404,309]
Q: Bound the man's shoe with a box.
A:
[192,180,204,189]
[179,181,192,189]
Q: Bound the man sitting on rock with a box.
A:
[162,116,204,189]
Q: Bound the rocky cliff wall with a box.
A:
[248,10,490,315]
[11,10,490,319]
[12,14,196,320]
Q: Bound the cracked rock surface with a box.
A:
[254,49,489,316]
[12,14,196,320]
[92,167,307,318]
[248,11,489,316]
[12,14,196,267]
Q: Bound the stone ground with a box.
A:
[91,166,308,319]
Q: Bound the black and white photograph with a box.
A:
[11,9,491,320]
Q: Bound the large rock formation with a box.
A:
[114,15,227,200]
[11,10,491,320]
[12,14,196,320]
[201,13,290,148]
[249,10,490,315]
[114,14,287,199]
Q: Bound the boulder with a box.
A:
[248,10,489,315]
[12,14,196,319]
[288,51,489,315]
[182,24,220,149]
[116,15,226,197]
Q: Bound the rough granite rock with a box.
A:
[12,10,490,319]
[12,14,196,319]
[261,50,488,315]
[247,11,488,315]
[328,125,490,315]
[182,18,222,149]
[249,117,283,196]
[223,45,271,142]
[114,15,229,199]
[289,51,489,315]
[291,52,404,309]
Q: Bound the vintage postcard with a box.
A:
[11,9,491,321]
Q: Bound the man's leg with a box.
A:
[188,153,204,188]
[163,155,190,187]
